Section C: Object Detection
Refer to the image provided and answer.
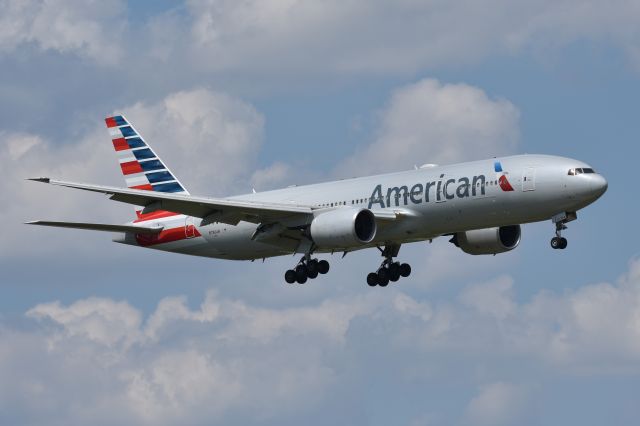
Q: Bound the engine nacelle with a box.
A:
[310,208,377,249]
[451,225,521,255]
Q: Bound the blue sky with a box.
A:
[1,1,640,425]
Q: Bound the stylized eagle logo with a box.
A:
[494,161,514,192]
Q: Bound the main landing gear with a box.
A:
[366,244,411,287]
[284,256,330,284]
[550,212,576,250]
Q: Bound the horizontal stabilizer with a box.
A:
[25,220,163,235]
[27,178,313,225]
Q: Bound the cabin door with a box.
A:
[522,168,536,192]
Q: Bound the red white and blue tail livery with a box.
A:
[106,115,189,195]
[27,115,607,286]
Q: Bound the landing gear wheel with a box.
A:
[559,237,568,249]
[377,268,389,287]
[285,270,296,284]
[367,273,378,287]
[317,260,330,274]
[551,237,561,249]
[399,263,411,278]
[388,263,401,282]
[307,259,319,275]
[295,265,308,284]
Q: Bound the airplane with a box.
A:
[26,115,608,287]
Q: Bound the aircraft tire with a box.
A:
[559,237,568,249]
[285,270,297,284]
[295,265,308,284]
[367,273,378,287]
[307,269,319,279]
[399,263,411,277]
[551,237,561,249]
[389,263,401,282]
[307,259,319,275]
[377,269,389,287]
[318,260,330,274]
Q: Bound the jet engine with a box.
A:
[310,208,376,249]
[450,225,521,255]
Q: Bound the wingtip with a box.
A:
[26,177,50,183]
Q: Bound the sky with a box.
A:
[1,0,640,425]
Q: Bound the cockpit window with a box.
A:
[568,167,596,175]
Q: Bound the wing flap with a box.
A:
[25,220,163,235]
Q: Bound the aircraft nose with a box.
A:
[590,174,608,198]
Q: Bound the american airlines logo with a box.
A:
[367,161,514,209]
[368,173,489,209]
[495,161,514,192]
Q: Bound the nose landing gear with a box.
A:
[367,244,411,287]
[550,212,576,250]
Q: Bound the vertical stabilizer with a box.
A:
[105,115,189,220]
[105,115,189,194]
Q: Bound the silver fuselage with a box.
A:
[119,154,607,260]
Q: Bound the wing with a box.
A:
[25,220,163,234]
[28,178,314,226]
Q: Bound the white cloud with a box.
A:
[0,0,125,64]
[4,257,640,424]
[250,162,292,191]
[143,293,220,341]
[3,1,640,78]
[337,79,520,176]
[177,0,640,75]
[523,257,640,369]
[122,349,243,421]
[464,382,529,426]
[460,275,516,320]
[27,297,142,348]
[10,290,378,424]
[6,132,42,159]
